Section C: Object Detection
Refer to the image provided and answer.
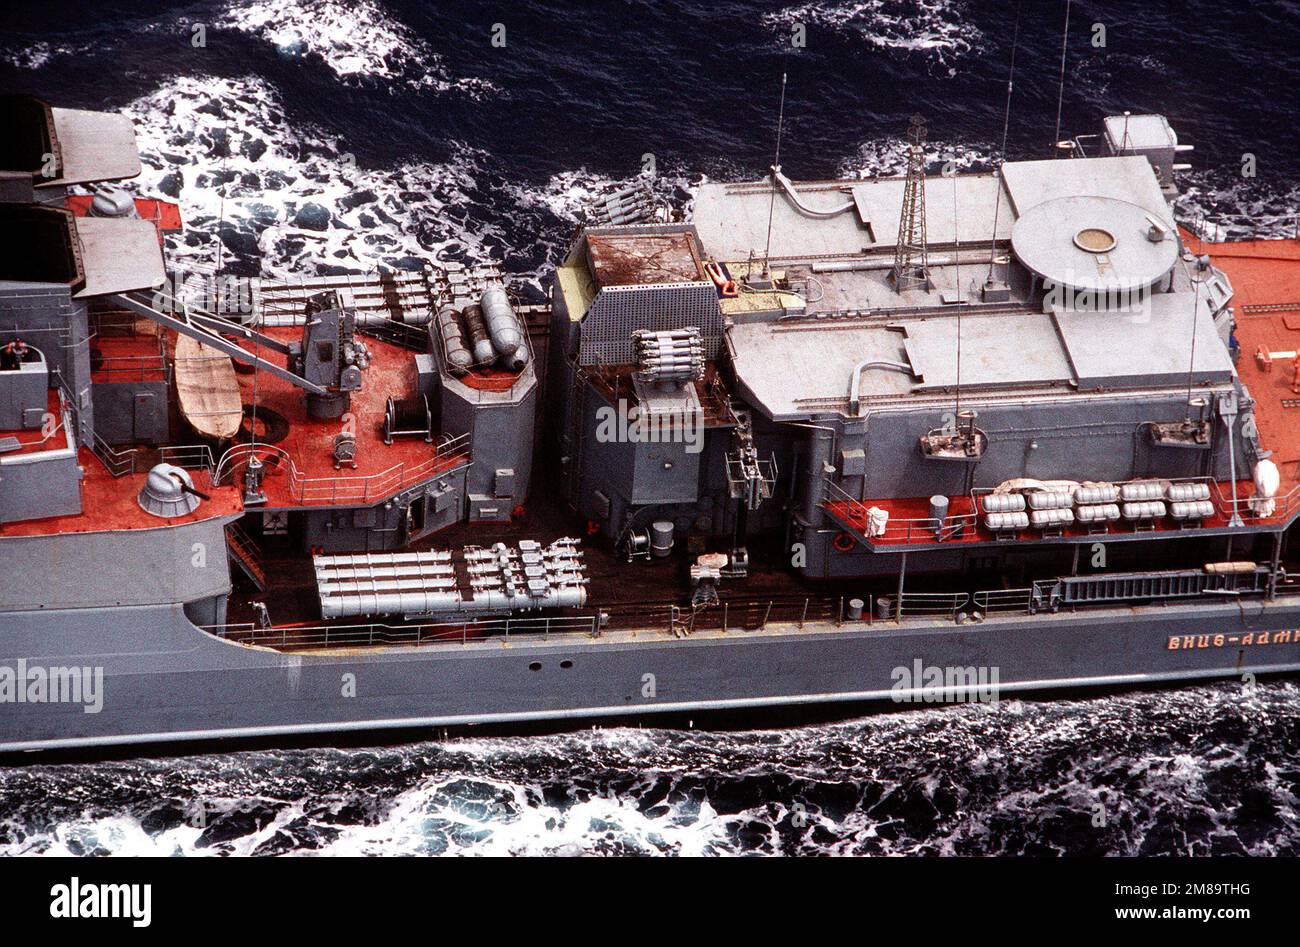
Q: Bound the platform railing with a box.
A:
[91,353,171,384]
[89,430,138,478]
[1208,479,1300,523]
[213,431,471,505]
[204,613,600,649]
[971,588,1035,614]
[968,475,1300,525]
[825,472,1300,548]
[822,478,977,543]
[88,434,218,480]
[160,444,218,479]
[198,567,1300,653]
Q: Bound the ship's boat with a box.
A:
[174,335,242,440]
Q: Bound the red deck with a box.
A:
[217,327,467,508]
[2,320,464,535]
[825,478,1280,549]
[1193,230,1300,496]
[65,195,183,247]
[826,231,1300,549]
[1,446,244,537]
[0,387,241,536]
[90,328,167,384]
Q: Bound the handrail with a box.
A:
[971,475,1300,524]
[89,430,139,478]
[196,567,1300,650]
[826,471,1300,546]
[213,431,471,505]
[971,588,1034,613]
[823,478,977,543]
[202,613,599,649]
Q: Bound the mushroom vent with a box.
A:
[138,463,200,518]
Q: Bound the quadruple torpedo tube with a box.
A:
[314,540,588,620]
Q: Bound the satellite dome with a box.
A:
[138,463,200,518]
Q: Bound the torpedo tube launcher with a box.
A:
[314,540,589,620]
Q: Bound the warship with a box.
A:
[1,91,1299,754]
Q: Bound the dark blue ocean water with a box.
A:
[1,0,1298,855]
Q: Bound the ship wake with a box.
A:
[2,682,1297,857]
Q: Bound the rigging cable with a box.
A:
[952,162,962,422]
[762,69,789,276]
[986,0,1022,284]
[1052,0,1073,156]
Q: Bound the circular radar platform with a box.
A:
[1010,195,1178,297]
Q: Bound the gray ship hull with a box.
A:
[3,598,1300,752]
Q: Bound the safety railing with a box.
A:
[1208,478,1300,523]
[89,430,138,478]
[893,592,968,619]
[200,568,1300,653]
[971,588,1035,614]
[161,444,218,478]
[971,475,1300,529]
[213,431,471,505]
[91,352,170,383]
[828,473,1300,547]
[205,613,600,649]
[88,434,218,480]
[823,478,978,543]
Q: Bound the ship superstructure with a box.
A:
[1,93,1299,753]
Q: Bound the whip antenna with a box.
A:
[986,0,1022,284]
[1052,0,1072,156]
[762,70,789,279]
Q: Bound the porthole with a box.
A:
[560,660,574,669]
[528,661,542,672]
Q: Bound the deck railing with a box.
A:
[197,568,1300,653]
[823,478,978,543]
[206,613,600,649]
[212,432,471,505]
[87,434,218,480]
[971,588,1035,614]
[826,473,1300,547]
[89,430,138,478]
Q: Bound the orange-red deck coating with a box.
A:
[90,331,167,384]
[3,321,466,534]
[222,327,467,508]
[826,232,1300,549]
[1192,230,1300,492]
[65,195,183,247]
[1,446,244,537]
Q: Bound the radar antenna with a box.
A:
[890,114,931,293]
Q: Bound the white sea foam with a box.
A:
[118,76,695,294]
[764,0,986,69]
[0,682,1296,856]
[219,0,495,96]
[120,74,504,282]
[836,136,996,179]
[1176,174,1300,241]
[0,40,94,70]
